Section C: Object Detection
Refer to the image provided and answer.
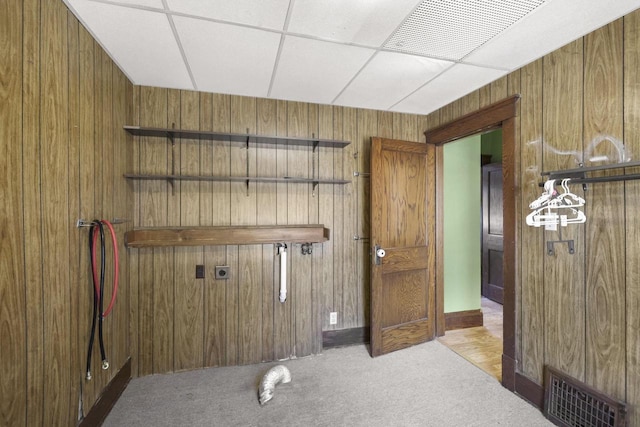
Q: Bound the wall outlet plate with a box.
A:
[195,265,205,279]
[215,266,230,280]
[329,312,338,325]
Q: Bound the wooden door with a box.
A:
[482,163,504,304]
[370,137,435,357]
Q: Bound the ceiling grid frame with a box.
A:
[65,0,640,114]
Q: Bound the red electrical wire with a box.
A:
[90,220,119,317]
[101,220,119,317]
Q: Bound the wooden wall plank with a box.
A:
[210,93,231,228]
[416,115,429,143]
[507,70,522,365]
[307,105,321,352]
[199,93,214,227]
[198,92,215,367]
[150,84,174,374]
[226,96,258,365]
[491,75,509,103]
[138,87,168,376]
[519,59,545,383]
[439,102,459,125]
[41,2,71,424]
[77,25,97,411]
[204,94,230,367]
[357,109,377,326]
[461,91,480,116]
[583,20,625,401]
[393,112,418,141]
[342,107,358,329]
[257,98,278,361]
[100,48,115,390]
[129,84,141,378]
[276,99,289,225]
[287,101,312,356]
[377,111,393,139]
[117,73,131,374]
[308,104,322,354]
[478,85,492,109]
[1,0,27,425]
[314,106,333,348]
[22,0,44,424]
[205,239,228,367]
[112,66,130,381]
[319,105,336,333]
[308,104,320,225]
[625,9,640,426]
[542,39,585,381]
[230,96,257,225]
[175,90,205,371]
[232,95,261,365]
[239,244,263,364]
[67,15,82,423]
[89,19,107,391]
[332,106,345,331]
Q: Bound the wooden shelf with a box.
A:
[123,174,350,185]
[124,125,350,149]
[125,225,330,248]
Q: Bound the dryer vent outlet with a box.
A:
[215,266,230,280]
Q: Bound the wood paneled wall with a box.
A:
[425,12,640,426]
[129,89,428,375]
[1,1,132,426]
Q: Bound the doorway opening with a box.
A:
[425,95,519,391]
[436,129,504,381]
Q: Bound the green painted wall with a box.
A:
[444,134,482,313]
[481,128,502,163]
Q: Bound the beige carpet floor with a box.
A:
[104,340,552,427]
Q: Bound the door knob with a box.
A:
[373,244,386,265]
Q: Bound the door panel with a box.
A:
[381,270,429,327]
[371,137,435,357]
[482,164,504,304]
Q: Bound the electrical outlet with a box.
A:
[215,266,230,280]
[329,312,338,325]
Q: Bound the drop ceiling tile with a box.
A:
[335,51,453,111]
[465,0,640,69]
[270,36,374,105]
[166,0,290,30]
[385,0,546,61]
[391,64,507,115]
[173,17,281,97]
[65,0,193,89]
[288,0,421,46]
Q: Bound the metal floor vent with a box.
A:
[544,366,626,427]
[385,0,546,61]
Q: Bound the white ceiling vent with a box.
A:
[385,0,547,61]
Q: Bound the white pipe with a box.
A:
[279,245,287,303]
[258,365,291,405]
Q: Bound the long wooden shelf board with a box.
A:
[123,174,350,184]
[124,125,350,149]
[125,225,330,248]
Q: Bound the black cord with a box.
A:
[85,221,99,380]
[97,222,107,367]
